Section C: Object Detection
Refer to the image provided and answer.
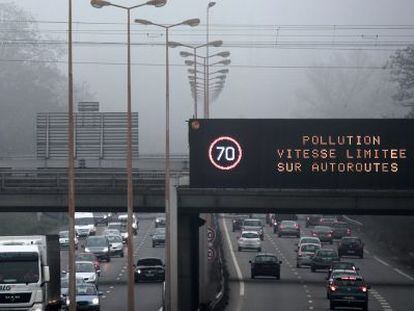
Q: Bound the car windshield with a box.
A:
[331,271,357,279]
[244,220,261,227]
[334,279,364,287]
[75,218,94,226]
[333,222,349,228]
[108,223,126,232]
[333,262,355,269]
[342,238,361,245]
[77,285,98,296]
[0,252,39,284]
[137,258,163,266]
[107,235,122,243]
[255,256,277,263]
[60,231,69,238]
[301,244,320,252]
[76,262,95,272]
[318,250,337,257]
[86,237,107,247]
[281,221,296,227]
[301,238,320,244]
[155,228,166,234]
[76,254,96,261]
[315,226,332,232]
[242,232,258,238]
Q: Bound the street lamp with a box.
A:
[135,17,200,311]
[90,2,166,311]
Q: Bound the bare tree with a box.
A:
[389,46,414,118]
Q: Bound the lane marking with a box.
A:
[374,256,390,267]
[221,217,245,297]
[393,268,414,281]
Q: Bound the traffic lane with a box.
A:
[100,217,164,310]
[225,218,309,311]
[266,224,388,311]
[282,219,414,311]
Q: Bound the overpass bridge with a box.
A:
[1,168,414,311]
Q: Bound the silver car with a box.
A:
[238,231,262,252]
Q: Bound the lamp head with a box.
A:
[218,69,229,74]
[209,40,223,47]
[180,51,193,57]
[219,59,231,65]
[182,18,200,27]
[90,0,111,8]
[208,2,216,8]
[216,51,230,58]
[168,41,182,48]
[185,60,195,66]
[134,19,153,25]
[146,0,167,7]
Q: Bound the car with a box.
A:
[272,218,278,233]
[152,230,166,248]
[328,261,359,279]
[75,261,99,286]
[278,220,300,238]
[75,212,96,237]
[250,253,282,279]
[155,217,166,228]
[311,226,334,244]
[237,231,262,252]
[76,253,101,275]
[134,257,165,282]
[241,219,264,240]
[296,243,321,268]
[60,275,86,303]
[59,230,79,249]
[117,214,138,235]
[331,221,352,239]
[319,216,339,227]
[107,222,128,243]
[326,269,359,299]
[338,237,364,258]
[306,215,322,227]
[93,213,110,226]
[107,234,124,257]
[329,275,370,310]
[83,236,111,262]
[63,284,102,311]
[296,236,322,250]
[103,228,121,237]
[310,249,340,272]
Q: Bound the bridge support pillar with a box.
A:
[177,211,200,311]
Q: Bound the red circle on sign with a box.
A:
[208,136,243,171]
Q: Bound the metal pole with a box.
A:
[67,1,76,311]
[165,26,172,311]
[206,6,210,118]
[126,8,136,311]
[203,57,208,118]
[193,48,198,118]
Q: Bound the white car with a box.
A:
[296,236,322,250]
[118,214,138,235]
[75,261,99,286]
[107,234,124,257]
[237,231,262,252]
[59,231,79,249]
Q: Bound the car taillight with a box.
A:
[360,286,367,293]
[330,285,336,292]
[294,224,299,228]
[312,232,317,236]
[280,225,285,229]
[347,229,351,234]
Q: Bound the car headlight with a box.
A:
[66,297,70,306]
[103,247,109,252]
[85,247,91,252]
[92,297,99,305]
[137,269,141,274]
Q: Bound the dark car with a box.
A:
[242,219,264,240]
[332,221,352,239]
[326,269,359,299]
[249,253,282,279]
[76,253,101,275]
[63,284,102,311]
[306,215,322,227]
[84,236,111,262]
[329,275,370,310]
[328,261,359,279]
[338,237,364,258]
[152,231,166,247]
[312,226,334,244]
[278,220,300,237]
[319,216,339,227]
[135,257,165,282]
[311,249,340,272]
[155,217,166,228]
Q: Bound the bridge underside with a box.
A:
[1,187,414,215]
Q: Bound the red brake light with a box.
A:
[360,286,367,293]
[312,232,317,236]
[330,285,336,292]
[347,229,351,234]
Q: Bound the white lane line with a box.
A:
[393,268,414,281]
[222,217,245,297]
[374,256,390,267]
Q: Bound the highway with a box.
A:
[60,215,164,311]
[222,215,414,311]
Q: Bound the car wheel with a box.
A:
[362,302,368,311]
[276,274,280,280]
[296,262,300,268]
[360,252,364,259]
[258,248,262,252]
[152,243,155,248]
[330,240,333,245]
[107,256,111,262]
[121,252,124,258]
[326,291,330,299]
[238,247,241,252]
[251,273,255,279]
[278,234,282,237]
[297,234,300,238]
[311,266,316,272]
[329,301,335,310]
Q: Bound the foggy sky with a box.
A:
[2,0,413,154]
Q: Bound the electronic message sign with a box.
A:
[189,119,414,189]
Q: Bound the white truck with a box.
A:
[0,235,61,311]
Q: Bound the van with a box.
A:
[118,214,138,235]
[75,212,97,237]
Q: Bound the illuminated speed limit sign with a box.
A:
[208,136,243,170]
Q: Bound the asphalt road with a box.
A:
[222,215,414,311]
[60,214,165,311]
